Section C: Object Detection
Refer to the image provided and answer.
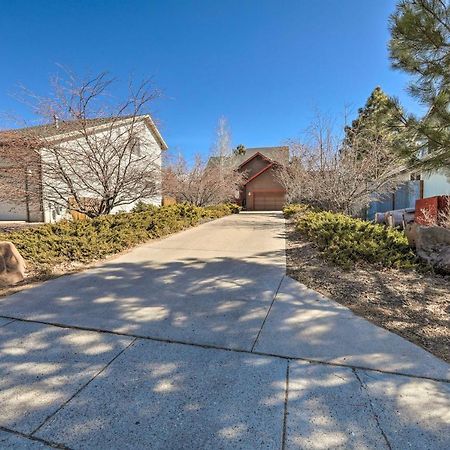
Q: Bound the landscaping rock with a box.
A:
[416,226,450,273]
[405,222,419,247]
[0,241,25,285]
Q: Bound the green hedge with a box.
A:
[1,203,238,271]
[283,203,316,218]
[284,204,418,270]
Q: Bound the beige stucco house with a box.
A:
[0,115,167,222]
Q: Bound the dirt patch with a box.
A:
[285,222,450,363]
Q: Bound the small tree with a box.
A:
[163,116,243,206]
[389,0,450,168]
[0,71,163,217]
[163,153,244,206]
[277,113,405,214]
[211,116,232,158]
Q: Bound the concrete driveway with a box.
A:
[0,212,449,449]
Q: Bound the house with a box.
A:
[0,115,167,222]
[367,167,450,220]
[207,146,288,210]
[236,147,288,210]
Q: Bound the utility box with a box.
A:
[415,196,450,225]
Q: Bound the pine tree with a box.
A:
[344,87,403,148]
[343,87,406,180]
[389,0,450,168]
[233,144,246,156]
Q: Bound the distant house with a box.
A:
[209,146,288,211]
[0,115,168,222]
[367,167,450,219]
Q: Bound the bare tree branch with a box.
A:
[0,71,163,218]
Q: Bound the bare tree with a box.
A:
[211,116,232,158]
[210,116,233,187]
[0,71,164,218]
[163,153,244,206]
[277,113,405,215]
[163,116,242,206]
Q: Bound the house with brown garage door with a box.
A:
[235,146,288,211]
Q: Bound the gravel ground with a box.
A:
[286,222,450,363]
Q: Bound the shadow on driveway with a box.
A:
[0,250,285,351]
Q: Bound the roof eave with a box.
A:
[238,151,273,169]
[33,115,168,150]
[243,162,274,185]
[141,115,168,150]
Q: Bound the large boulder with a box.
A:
[0,242,26,286]
[415,226,450,273]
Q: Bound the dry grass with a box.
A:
[286,223,450,363]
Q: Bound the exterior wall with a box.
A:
[366,168,450,220]
[0,148,43,222]
[244,168,286,210]
[110,123,163,213]
[240,155,270,179]
[246,168,284,191]
[40,120,163,222]
[366,180,422,220]
[422,169,450,198]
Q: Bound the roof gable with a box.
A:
[238,151,273,169]
[206,146,289,171]
[243,162,275,185]
[0,114,168,151]
[234,146,289,165]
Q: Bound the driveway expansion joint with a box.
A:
[0,426,71,450]
[281,359,290,450]
[29,337,138,437]
[2,314,449,384]
[251,274,285,352]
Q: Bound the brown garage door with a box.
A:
[253,192,285,211]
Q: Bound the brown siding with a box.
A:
[245,167,286,211]
[246,168,284,191]
[239,155,270,180]
[0,148,44,221]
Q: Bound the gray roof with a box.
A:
[234,146,289,165]
[0,117,118,139]
[208,146,289,168]
[0,114,168,150]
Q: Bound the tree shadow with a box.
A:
[0,249,285,351]
[285,225,450,363]
[254,275,450,382]
[2,322,447,449]
[32,339,289,449]
[0,214,448,448]
[286,362,450,449]
[0,320,132,435]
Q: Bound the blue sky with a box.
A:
[0,0,417,159]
